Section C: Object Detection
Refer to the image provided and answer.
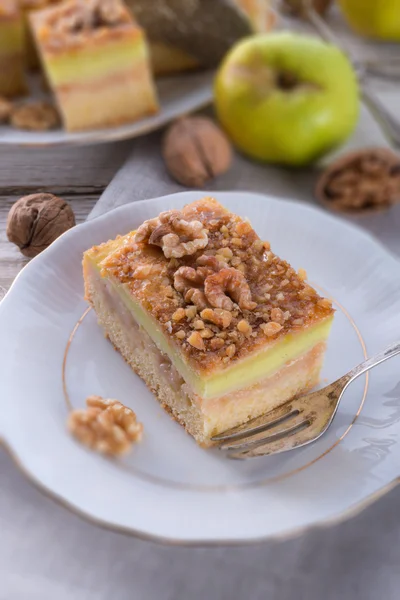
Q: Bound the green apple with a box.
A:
[338,0,400,41]
[214,32,359,166]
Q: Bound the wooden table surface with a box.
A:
[0,142,132,294]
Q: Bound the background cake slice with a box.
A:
[30,0,159,131]
[0,0,26,97]
[83,198,334,447]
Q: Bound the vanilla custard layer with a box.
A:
[40,36,145,85]
[88,257,333,400]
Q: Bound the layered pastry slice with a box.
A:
[30,0,159,131]
[83,198,334,447]
[0,0,26,97]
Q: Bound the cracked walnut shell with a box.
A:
[162,116,232,187]
[68,395,143,456]
[316,148,400,212]
[7,193,76,257]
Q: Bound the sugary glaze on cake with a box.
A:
[88,198,334,377]
[32,0,141,52]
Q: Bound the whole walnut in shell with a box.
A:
[316,148,400,212]
[7,193,76,257]
[162,116,232,187]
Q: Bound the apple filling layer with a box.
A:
[83,197,334,446]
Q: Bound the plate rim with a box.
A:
[1,436,398,546]
[0,74,213,148]
[1,190,400,545]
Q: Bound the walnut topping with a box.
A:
[204,267,257,311]
[174,266,204,293]
[185,305,197,320]
[68,395,143,456]
[133,263,163,279]
[318,298,332,310]
[135,210,208,258]
[196,253,228,271]
[187,331,205,350]
[237,319,252,335]
[261,322,283,337]
[200,328,214,339]
[316,148,400,212]
[271,307,285,325]
[200,307,232,329]
[185,288,208,309]
[172,308,185,321]
[298,268,307,281]
[96,197,334,374]
[210,337,225,350]
[44,0,127,42]
[225,344,236,358]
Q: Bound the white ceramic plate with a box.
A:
[1,191,399,544]
[0,71,213,147]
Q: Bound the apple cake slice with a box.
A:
[30,0,159,131]
[83,197,334,447]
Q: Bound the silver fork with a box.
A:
[282,0,400,150]
[212,341,400,459]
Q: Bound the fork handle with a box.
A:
[347,341,400,383]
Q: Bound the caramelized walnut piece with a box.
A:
[174,266,204,293]
[187,331,205,351]
[204,267,257,311]
[68,395,143,456]
[196,254,228,271]
[261,322,283,337]
[11,102,60,131]
[135,210,208,258]
[316,148,400,212]
[210,337,225,350]
[200,307,232,329]
[185,288,208,309]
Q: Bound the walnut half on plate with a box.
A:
[68,396,143,456]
